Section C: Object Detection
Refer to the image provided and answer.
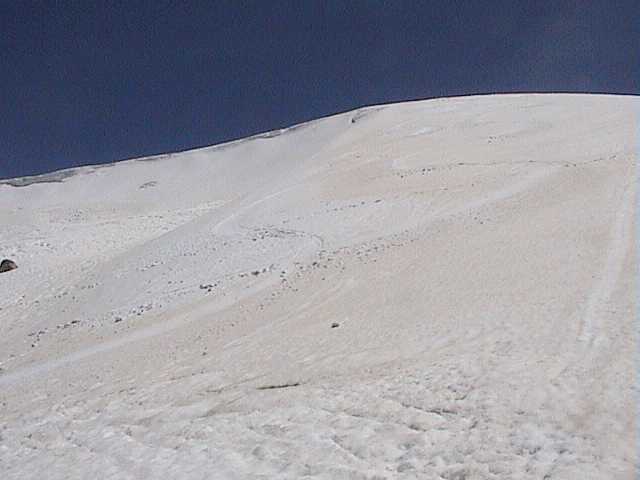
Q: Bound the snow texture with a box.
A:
[0,94,637,479]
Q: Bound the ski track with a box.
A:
[578,180,634,346]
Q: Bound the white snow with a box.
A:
[0,93,637,479]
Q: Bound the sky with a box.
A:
[1,0,638,179]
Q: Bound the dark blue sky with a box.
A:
[1,1,638,179]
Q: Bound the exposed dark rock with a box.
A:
[139,181,158,189]
[256,382,300,390]
[0,259,17,273]
[0,170,77,187]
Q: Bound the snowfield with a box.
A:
[0,94,637,479]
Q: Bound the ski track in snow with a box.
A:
[578,180,634,346]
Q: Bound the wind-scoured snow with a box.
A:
[0,94,637,479]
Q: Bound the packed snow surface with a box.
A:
[0,94,637,479]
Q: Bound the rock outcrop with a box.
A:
[0,259,18,273]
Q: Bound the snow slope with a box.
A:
[0,94,637,479]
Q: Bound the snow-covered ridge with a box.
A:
[0,102,385,187]
[0,93,637,479]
